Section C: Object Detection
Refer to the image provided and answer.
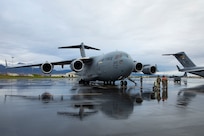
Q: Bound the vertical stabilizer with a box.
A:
[163,52,196,68]
[80,43,86,57]
[58,42,100,57]
[5,59,8,68]
[173,52,196,67]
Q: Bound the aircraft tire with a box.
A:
[120,81,127,87]
[124,81,127,86]
[120,81,124,86]
[79,79,84,84]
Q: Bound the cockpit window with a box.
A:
[115,54,122,59]
[114,52,131,59]
[123,53,130,58]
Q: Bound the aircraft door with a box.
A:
[97,59,103,75]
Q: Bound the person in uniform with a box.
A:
[162,75,168,89]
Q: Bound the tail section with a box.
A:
[5,59,8,68]
[183,72,187,77]
[58,42,100,57]
[163,52,196,68]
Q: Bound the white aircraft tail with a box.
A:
[58,42,100,57]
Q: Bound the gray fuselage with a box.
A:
[77,51,134,81]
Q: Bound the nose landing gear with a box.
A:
[120,77,137,87]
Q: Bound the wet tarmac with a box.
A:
[1,77,204,136]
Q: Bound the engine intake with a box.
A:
[41,62,53,74]
[142,65,157,74]
[70,59,84,72]
[133,62,143,72]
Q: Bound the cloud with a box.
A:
[0,0,204,72]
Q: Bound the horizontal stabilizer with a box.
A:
[162,52,184,56]
[58,42,100,57]
[162,53,175,56]
[58,43,100,51]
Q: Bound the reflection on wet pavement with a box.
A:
[1,78,204,136]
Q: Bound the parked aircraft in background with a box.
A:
[8,43,157,86]
[169,72,187,84]
[163,52,204,77]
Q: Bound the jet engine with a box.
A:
[142,65,157,74]
[70,59,84,72]
[133,62,143,72]
[41,62,53,74]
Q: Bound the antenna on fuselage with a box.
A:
[58,42,100,57]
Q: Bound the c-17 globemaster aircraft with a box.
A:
[163,52,204,77]
[9,43,157,86]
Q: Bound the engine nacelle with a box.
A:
[41,62,53,74]
[142,65,157,74]
[70,59,84,72]
[133,62,143,72]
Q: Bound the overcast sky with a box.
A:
[0,0,204,74]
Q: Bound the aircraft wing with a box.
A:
[177,65,204,77]
[52,58,94,66]
[51,60,73,65]
[7,60,74,68]
[178,67,204,73]
[6,57,94,74]
[7,63,43,68]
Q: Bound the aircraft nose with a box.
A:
[120,57,134,76]
[126,58,135,70]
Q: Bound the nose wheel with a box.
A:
[120,80,127,87]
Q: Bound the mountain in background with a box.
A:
[0,64,71,75]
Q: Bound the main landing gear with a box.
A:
[103,81,115,85]
[120,77,137,87]
[79,79,90,85]
[120,80,127,87]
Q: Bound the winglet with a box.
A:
[5,60,8,68]
[183,72,187,77]
[58,42,100,57]
[176,65,181,71]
